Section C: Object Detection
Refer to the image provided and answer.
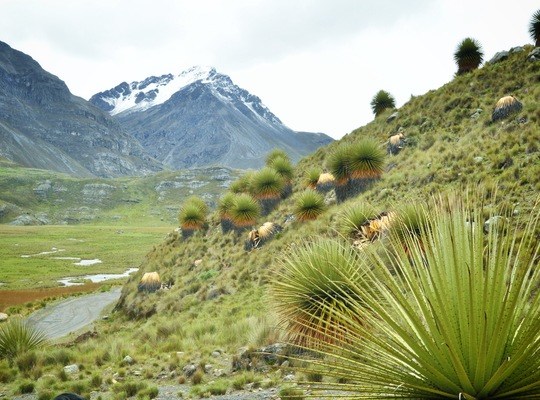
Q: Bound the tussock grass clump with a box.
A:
[326,144,351,202]
[338,203,379,238]
[229,172,255,194]
[218,192,236,233]
[293,190,326,222]
[278,193,540,399]
[0,318,47,364]
[266,148,290,165]
[347,139,385,197]
[269,156,294,198]
[178,203,206,238]
[251,168,284,215]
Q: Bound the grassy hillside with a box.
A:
[0,165,240,226]
[0,46,538,398]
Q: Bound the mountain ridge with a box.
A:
[91,66,333,169]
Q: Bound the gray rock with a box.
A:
[470,109,483,119]
[63,364,80,374]
[528,47,540,62]
[282,374,296,382]
[473,156,484,164]
[9,214,43,226]
[33,180,52,199]
[386,111,399,123]
[0,312,8,322]
[509,46,524,54]
[182,364,197,377]
[484,216,507,233]
[211,350,222,357]
[489,51,509,64]
[123,355,134,365]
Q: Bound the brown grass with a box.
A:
[0,283,101,311]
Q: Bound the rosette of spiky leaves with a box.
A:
[348,139,385,180]
[251,168,285,215]
[294,190,326,222]
[530,9,540,46]
[327,144,352,202]
[230,193,260,229]
[251,168,284,200]
[454,37,484,75]
[178,203,206,237]
[269,156,294,198]
[229,172,255,194]
[183,196,208,214]
[280,194,540,399]
[271,239,369,347]
[306,168,321,189]
[370,90,396,116]
[218,192,236,233]
[0,318,47,364]
[389,202,429,248]
[266,148,291,166]
[338,203,379,239]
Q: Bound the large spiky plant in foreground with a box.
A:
[530,9,540,46]
[273,194,540,399]
[271,239,369,347]
[370,90,396,116]
[454,37,484,75]
[0,318,47,364]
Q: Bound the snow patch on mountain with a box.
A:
[91,66,282,126]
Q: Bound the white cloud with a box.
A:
[0,0,537,138]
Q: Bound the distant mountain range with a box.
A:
[90,66,333,169]
[0,41,161,178]
[0,41,332,177]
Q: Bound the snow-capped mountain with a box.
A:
[90,67,332,169]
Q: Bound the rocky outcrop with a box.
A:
[0,41,162,177]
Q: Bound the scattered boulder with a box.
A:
[386,111,399,123]
[470,109,483,119]
[488,51,509,64]
[528,47,540,62]
[182,364,197,377]
[123,355,134,365]
[0,312,8,322]
[33,180,52,199]
[484,216,507,233]
[509,46,524,54]
[9,214,43,226]
[63,364,80,375]
[473,156,484,164]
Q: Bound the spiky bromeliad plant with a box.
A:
[271,239,369,347]
[218,192,236,233]
[273,194,540,399]
[347,139,385,197]
[0,318,47,365]
[454,37,484,75]
[530,9,540,46]
[370,90,396,116]
[251,167,285,216]
[338,203,379,239]
[269,156,294,198]
[178,203,206,238]
[294,190,326,222]
[327,144,351,203]
[266,148,291,166]
[306,167,321,189]
[230,193,260,232]
[229,172,255,194]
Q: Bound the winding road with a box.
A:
[27,288,121,339]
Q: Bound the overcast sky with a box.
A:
[1,0,537,139]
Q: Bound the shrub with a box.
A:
[271,239,368,347]
[0,318,47,364]
[279,386,304,399]
[279,194,540,399]
[454,37,483,75]
[15,350,37,372]
[530,9,540,46]
[229,172,254,194]
[370,90,395,116]
[293,190,326,222]
[251,168,284,215]
[230,194,260,230]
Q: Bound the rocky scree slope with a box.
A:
[90,66,333,169]
[0,41,162,178]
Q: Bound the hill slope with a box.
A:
[2,45,539,398]
[90,66,333,169]
[0,41,162,178]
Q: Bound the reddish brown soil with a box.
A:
[0,283,102,311]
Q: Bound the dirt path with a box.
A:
[27,288,121,339]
